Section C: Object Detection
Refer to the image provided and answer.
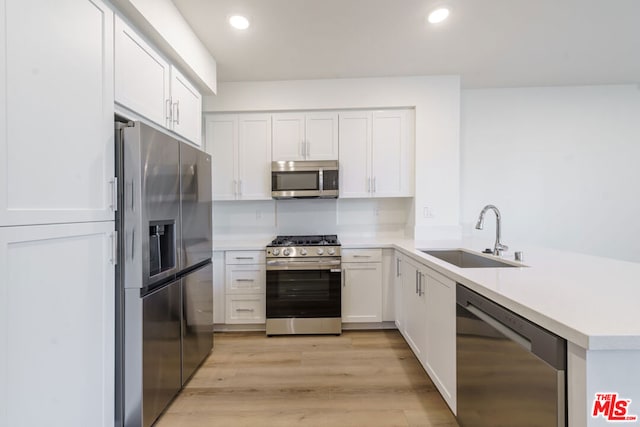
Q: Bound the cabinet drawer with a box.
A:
[225,265,266,294]
[225,295,266,324]
[342,248,382,263]
[225,250,266,265]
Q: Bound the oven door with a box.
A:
[266,260,341,319]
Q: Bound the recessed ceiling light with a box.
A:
[229,15,250,30]
[428,7,450,24]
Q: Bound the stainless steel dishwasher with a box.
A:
[456,284,566,427]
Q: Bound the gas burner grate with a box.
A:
[269,234,340,247]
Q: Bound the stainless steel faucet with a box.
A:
[475,205,509,256]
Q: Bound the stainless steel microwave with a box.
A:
[271,160,339,199]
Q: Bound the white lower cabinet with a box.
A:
[224,250,266,324]
[381,249,396,321]
[394,253,405,331]
[342,249,382,323]
[395,250,457,414]
[225,264,266,294]
[213,251,225,324]
[225,294,266,323]
[0,222,115,427]
[401,257,427,360]
[423,267,457,413]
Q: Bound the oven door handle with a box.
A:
[266,259,342,271]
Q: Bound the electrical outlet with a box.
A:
[423,207,435,219]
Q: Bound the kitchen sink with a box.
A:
[421,249,521,268]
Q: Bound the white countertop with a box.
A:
[393,239,640,351]
[214,235,640,351]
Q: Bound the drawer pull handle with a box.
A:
[235,257,254,260]
[353,255,371,258]
[236,279,255,282]
[236,308,255,312]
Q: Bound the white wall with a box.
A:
[204,76,461,240]
[461,84,640,262]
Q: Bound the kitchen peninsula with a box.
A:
[214,236,640,427]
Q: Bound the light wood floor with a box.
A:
[156,330,459,427]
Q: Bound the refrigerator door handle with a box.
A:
[130,229,135,260]
[129,181,135,211]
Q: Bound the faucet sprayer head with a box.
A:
[475,217,484,230]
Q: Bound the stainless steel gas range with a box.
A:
[265,235,342,335]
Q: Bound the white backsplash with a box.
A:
[213,200,276,240]
[276,199,338,235]
[213,198,413,240]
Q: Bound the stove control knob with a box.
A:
[283,248,291,256]
[316,248,324,255]
[272,248,280,256]
[328,248,336,256]
[300,248,308,256]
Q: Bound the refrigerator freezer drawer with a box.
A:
[142,281,182,427]
[181,262,214,385]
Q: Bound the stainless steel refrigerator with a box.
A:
[114,120,213,427]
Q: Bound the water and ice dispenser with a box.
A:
[149,220,176,277]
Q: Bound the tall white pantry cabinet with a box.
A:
[0,1,116,426]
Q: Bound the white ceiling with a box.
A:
[173,0,640,88]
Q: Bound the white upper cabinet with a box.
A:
[115,15,170,128]
[205,114,272,201]
[339,109,414,198]
[272,112,338,161]
[371,110,413,197]
[238,114,273,200]
[0,0,115,226]
[206,114,236,200]
[272,113,305,160]
[114,16,202,146]
[170,66,202,146]
[338,111,372,198]
[305,112,339,160]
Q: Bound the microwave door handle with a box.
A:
[319,169,324,195]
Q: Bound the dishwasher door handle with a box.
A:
[465,303,532,351]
